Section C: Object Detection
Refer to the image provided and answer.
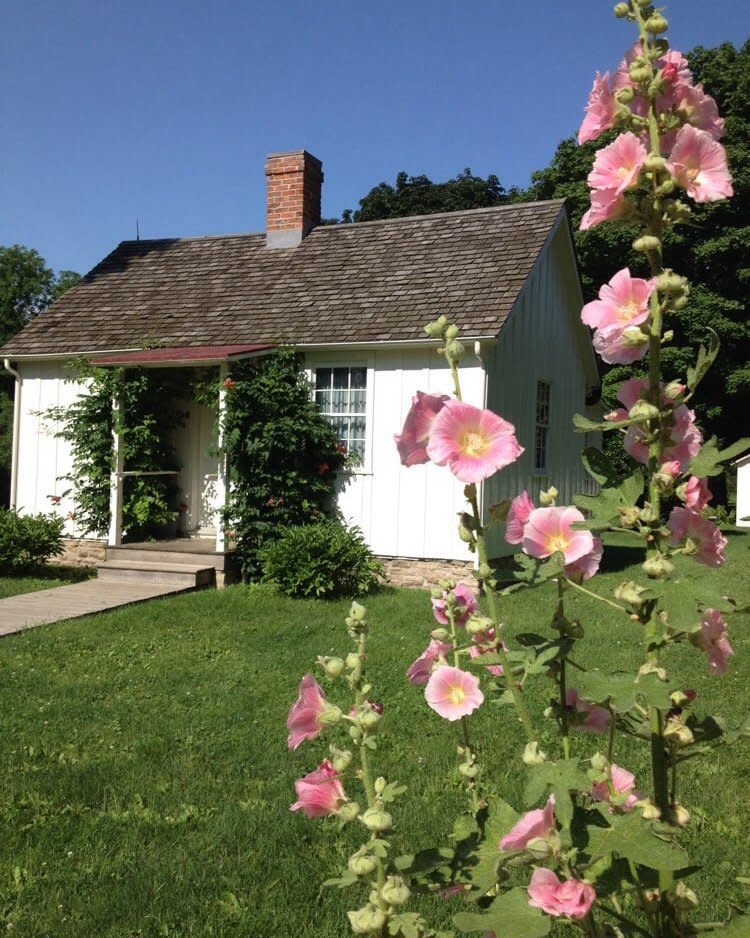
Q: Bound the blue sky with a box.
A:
[2,0,748,276]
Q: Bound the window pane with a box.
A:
[316,368,331,391]
[333,367,349,390]
[350,388,366,413]
[350,367,366,389]
[315,388,331,411]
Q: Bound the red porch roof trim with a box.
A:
[89,343,275,366]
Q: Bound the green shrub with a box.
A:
[259,522,384,599]
[0,510,64,571]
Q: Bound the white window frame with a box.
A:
[534,379,551,475]
[307,356,375,475]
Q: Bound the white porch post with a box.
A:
[215,363,228,553]
[108,392,124,546]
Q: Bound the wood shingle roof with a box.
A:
[1,199,566,357]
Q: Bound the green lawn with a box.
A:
[0,566,92,599]
[0,533,747,936]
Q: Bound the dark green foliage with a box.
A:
[260,521,384,598]
[0,509,63,571]
[344,168,514,223]
[47,363,185,540]
[222,347,346,580]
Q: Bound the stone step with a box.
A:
[97,560,215,588]
[105,547,230,572]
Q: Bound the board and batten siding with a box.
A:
[14,362,86,535]
[482,221,600,558]
[737,455,750,527]
[306,348,484,563]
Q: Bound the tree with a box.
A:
[343,168,514,223]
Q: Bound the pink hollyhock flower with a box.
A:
[499,796,556,851]
[699,609,734,675]
[424,665,484,721]
[469,626,505,677]
[592,323,649,364]
[426,400,523,483]
[563,536,603,582]
[290,759,347,818]
[505,490,535,544]
[523,507,594,566]
[431,582,479,628]
[406,638,452,685]
[659,48,692,84]
[566,689,610,734]
[683,476,712,510]
[666,125,733,203]
[581,268,655,332]
[667,507,727,567]
[588,132,647,195]
[578,72,617,145]
[617,379,702,472]
[612,42,642,92]
[580,188,628,231]
[287,674,329,750]
[591,764,641,812]
[528,868,596,920]
[395,391,450,467]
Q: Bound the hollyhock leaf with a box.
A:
[686,328,721,393]
[688,436,750,478]
[637,672,677,710]
[511,552,565,587]
[574,470,644,530]
[388,913,429,938]
[581,446,620,487]
[587,812,689,870]
[379,782,408,804]
[523,761,589,829]
[452,813,480,843]
[469,799,520,893]
[573,412,611,432]
[394,847,452,876]
[574,670,639,714]
[322,871,360,889]
[454,887,550,936]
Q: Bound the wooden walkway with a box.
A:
[0,579,191,637]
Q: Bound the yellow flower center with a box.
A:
[462,431,487,457]
[547,534,570,554]
[618,300,639,323]
[448,685,466,705]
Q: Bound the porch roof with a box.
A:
[89,343,274,367]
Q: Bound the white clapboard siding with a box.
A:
[482,220,600,558]
[737,455,750,527]
[14,362,87,535]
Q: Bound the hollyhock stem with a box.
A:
[556,578,571,760]
[564,577,628,613]
[466,485,536,742]
[445,607,481,813]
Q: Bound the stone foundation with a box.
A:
[379,556,475,590]
[52,537,107,568]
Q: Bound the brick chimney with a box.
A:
[264,149,324,248]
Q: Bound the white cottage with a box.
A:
[736,454,750,527]
[0,150,599,583]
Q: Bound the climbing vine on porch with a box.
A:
[222,347,347,580]
[47,361,186,540]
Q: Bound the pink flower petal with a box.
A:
[426,400,523,483]
[424,665,484,721]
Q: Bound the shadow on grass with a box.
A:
[0,564,93,583]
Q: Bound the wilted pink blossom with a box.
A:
[426,400,523,483]
[499,796,556,851]
[611,42,642,92]
[505,491,535,544]
[667,507,727,567]
[588,132,647,195]
[580,188,628,231]
[578,72,617,145]
[523,507,594,566]
[528,869,596,920]
[395,391,450,467]
[406,639,452,685]
[699,608,734,676]
[425,665,484,721]
[469,626,505,677]
[666,125,733,203]
[287,674,329,750]
[431,582,479,628]
[593,323,649,365]
[591,764,640,812]
[673,82,725,140]
[581,268,654,364]
[683,476,712,510]
[566,689,610,734]
[290,760,348,817]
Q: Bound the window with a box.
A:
[535,380,551,472]
[314,366,367,464]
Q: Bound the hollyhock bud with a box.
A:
[424,315,447,338]
[337,801,361,823]
[525,836,555,860]
[360,807,393,832]
[458,761,479,779]
[318,656,345,678]
[639,799,661,820]
[664,718,694,747]
[671,882,699,910]
[615,580,649,608]
[348,851,377,877]
[642,554,674,578]
[348,905,386,934]
[349,601,366,621]
[646,14,668,33]
[345,652,360,670]
[644,153,667,174]
[539,485,558,506]
[523,741,547,765]
[358,708,381,730]
[628,400,660,421]
[618,505,640,527]
[331,748,352,773]
[673,804,691,826]
[633,235,661,253]
[430,627,450,642]
[638,503,659,523]
[614,2,630,17]
[381,876,411,906]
